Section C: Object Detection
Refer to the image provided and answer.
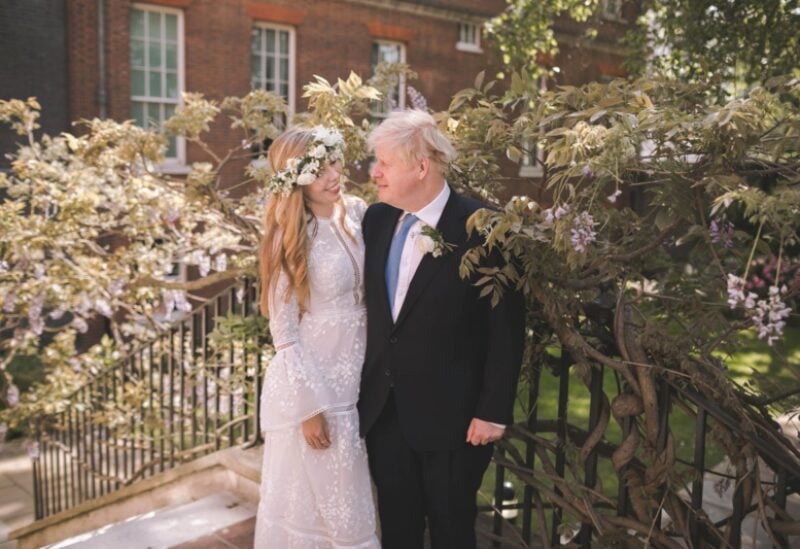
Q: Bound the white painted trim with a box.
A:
[456,22,482,53]
[456,42,483,54]
[251,21,297,118]
[131,3,186,168]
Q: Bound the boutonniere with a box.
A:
[417,225,455,258]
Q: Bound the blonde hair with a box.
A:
[258,126,353,317]
[367,109,456,172]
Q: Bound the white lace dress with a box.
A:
[255,195,380,549]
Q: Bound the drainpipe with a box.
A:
[97,0,108,118]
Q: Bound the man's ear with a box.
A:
[417,157,431,180]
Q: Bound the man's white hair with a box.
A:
[368,109,456,171]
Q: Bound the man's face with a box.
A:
[370,142,420,210]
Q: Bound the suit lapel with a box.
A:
[392,191,468,331]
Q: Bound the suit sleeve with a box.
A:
[473,257,526,426]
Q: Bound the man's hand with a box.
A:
[466,417,505,446]
[302,412,331,450]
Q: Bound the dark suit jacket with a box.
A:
[358,189,526,451]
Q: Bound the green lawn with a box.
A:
[479,326,800,532]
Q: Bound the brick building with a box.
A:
[2,0,634,179]
[0,0,70,171]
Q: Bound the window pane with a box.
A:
[279,31,288,54]
[146,103,161,128]
[130,10,145,38]
[164,14,177,41]
[371,43,380,67]
[380,44,400,64]
[266,29,275,53]
[131,102,145,127]
[149,71,162,97]
[149,42,162,68]
[280,58,288,82]
[280,83,289,99]
[148,12,161,40]
[165,43,177,70]
[166,72,178,99]
[266,57,275,81]
[265,80,275,92]
[166,136,177,158]
[164,103,176,120]
[251,28,261,52]
[131,69,146,96]
[131,39,145,67]
[251,55,262,84]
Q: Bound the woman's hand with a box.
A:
[302,413,331,450]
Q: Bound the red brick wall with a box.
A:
[65,0,633,185]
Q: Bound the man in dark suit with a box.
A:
[358,109,525,548]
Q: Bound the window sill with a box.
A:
[456,42,483,54]
[156,163,192,175]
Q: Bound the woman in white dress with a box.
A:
[254,126,379,548]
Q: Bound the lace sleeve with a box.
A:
[259,272,337,432]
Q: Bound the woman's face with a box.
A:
[304,160,343,210]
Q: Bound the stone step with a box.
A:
[48,492,256,548]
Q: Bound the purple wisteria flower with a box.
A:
[406,86,429,111]
[6,384,19,407]
[570,212,597,253]
[607,189,622,203]
[751,286,792,346]
[543,204,569,225]
[710,217,734,248]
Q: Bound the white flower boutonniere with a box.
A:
[417,225,455,258]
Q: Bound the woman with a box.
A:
[254,126,379,548]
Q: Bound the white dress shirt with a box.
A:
[389,183,450,321]
[388,184,505,431]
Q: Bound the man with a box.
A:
[358,109,525,548]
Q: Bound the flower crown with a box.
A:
[267,126,345,196]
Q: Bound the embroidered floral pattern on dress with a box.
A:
[255,194,378,549]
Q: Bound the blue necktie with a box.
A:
[385,214,418,313]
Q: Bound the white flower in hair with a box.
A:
[297,172,316,186]
[266,126,345,195]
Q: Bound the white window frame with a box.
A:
[251,22,296,118]
[370,40,406,120]
[456,22,483,53]
[130,3,186,172]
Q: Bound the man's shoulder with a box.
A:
[364,202,398,225]
[451,190,493,219]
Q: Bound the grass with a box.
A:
[478,325,800,534]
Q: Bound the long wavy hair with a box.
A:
[258,126,353,317]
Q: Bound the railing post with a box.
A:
[579,364,604,548]
[774,468,787,547]
[689,405,707,546]
[492,446,506,547]
[522,360,542,544]
[551,352,570,546]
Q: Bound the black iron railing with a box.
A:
[31,279,263,519]
[30,281,800,547]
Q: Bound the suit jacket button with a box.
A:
[384,369,391,376]
[389,336,398,343]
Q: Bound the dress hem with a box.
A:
[258,516,380,549]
